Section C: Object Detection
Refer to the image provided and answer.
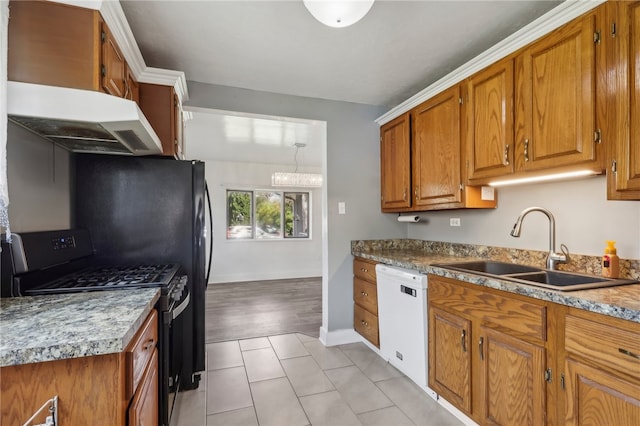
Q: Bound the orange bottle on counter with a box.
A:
[602,240,619,278]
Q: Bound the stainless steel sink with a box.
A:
[435,261,639,291]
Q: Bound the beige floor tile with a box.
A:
[242,347,286,382]
[357,406,415,426]
[207,340,244,370]
[281,356,335,396]
[377,376,462,426]
[251,377,310,426]
[339,342,404,382]
[239,337,271,351]
[325,366,394,414]
[299,390,362,426]
[296,333,317,343]
[206,367,253,415]
[269,333,310,359]
[171,388,206,426]
[304,340,353,370]
[206,407,258,426]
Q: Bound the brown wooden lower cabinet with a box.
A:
[0,310,158,425]
[353,257,379,347]
[428,274,640,426]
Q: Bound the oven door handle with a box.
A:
[172,290,191,320]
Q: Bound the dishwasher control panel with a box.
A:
[401,285,417,297]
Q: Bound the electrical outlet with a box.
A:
[338,202,346,215]
[450,218,461,227]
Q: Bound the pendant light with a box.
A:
[272,142,323,188]
[303,0,375,28]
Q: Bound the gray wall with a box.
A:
[6,123,72,232]
[407,176,640,260]
[185,81,404,332]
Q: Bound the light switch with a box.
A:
[338,202,346,215]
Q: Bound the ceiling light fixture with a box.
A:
[303,0,375,28]
[272,142,323,188]
[488,170,599,187]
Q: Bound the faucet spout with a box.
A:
[510,207,568,270]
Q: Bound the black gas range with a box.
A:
[1,229,189,426]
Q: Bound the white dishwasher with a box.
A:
[376,264,437,399]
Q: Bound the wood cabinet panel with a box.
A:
[428,275,546,341]
[354,304,379,347]
[354,277,378,315]
[412,86,463,208]
[139,83,182,157]
[128,349,159,426]
[480,326,546,426]
[515,10,602,172]
[353,258,377,282]
[100,21,126,98]
[607,0,640,199]
[564,358,640,426]
[380,113,412,211]
[429,306,472,413]
[7,0,101,91]
[126,309,158,399]
[465,58,515,182]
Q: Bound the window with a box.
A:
[227,190,310,240]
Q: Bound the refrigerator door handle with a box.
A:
[204,181,213,288]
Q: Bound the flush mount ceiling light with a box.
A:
[272,142,323,188]
[303,0,375,28]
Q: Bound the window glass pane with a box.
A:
[255,191,282,239]
[227,190,253,239]
[284,192,309,238]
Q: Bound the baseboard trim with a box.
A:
[318,327,361,347]
[437,396,478,426]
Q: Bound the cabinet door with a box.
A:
[128,349,159,426]
[429,306,472,413]
[101,21,126,98]
[380,113,412,211]
[412,86,463,208]
[465,58,515,183]
[564,358,640,426]
[607,1,640,199]
[515,11,601,172]
[479,327,546,426]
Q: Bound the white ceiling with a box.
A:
[120,0,561,165]
[120,0,561,107]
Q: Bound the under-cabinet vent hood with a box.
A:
[7,81,163,156]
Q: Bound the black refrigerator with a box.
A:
[73,154,209,391]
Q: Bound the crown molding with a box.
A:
[375,0,606,125]
[138,67,190,103]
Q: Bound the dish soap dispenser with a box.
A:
[602,240,619,278]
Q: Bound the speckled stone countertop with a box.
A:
[0,288,160,367]
[352,240,640,324]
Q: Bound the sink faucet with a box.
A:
[510,207,568,270]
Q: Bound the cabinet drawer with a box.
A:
[428,275,546,341]
[354,277,378,315]
[354,258,377,282]
[565,313,640,378]
[125,310,158,399]
[354,304,379,347]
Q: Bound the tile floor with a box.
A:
[171,333,463,426]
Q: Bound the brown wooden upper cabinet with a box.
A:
[380,113,412,211]
[8,0,137,101]
[139,83,184,159]
[379,86,497,212]
[514,7,605,175]
[464,57,515,183]
[606,0,640,200]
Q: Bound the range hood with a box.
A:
[7,81,163,156]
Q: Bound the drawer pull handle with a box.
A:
[143,338,155,351]
[361,320,368,327]
[461,330,467,352]
[360,268,368,273]
[619,348,640,360]
[360,291,368,296]
[479,337,484,360]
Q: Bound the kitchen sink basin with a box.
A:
[435,261,639,291]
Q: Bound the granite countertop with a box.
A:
[0,288,160,367]
[353,248,640,324]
